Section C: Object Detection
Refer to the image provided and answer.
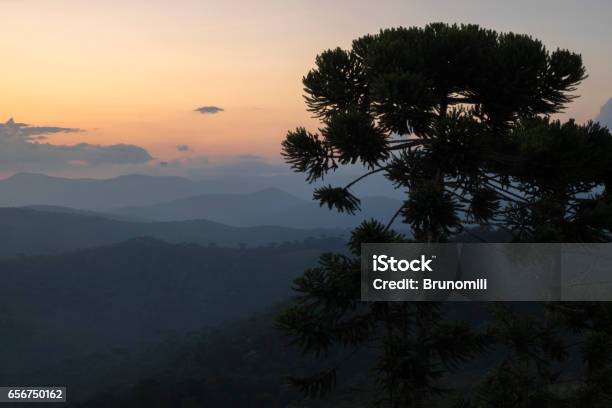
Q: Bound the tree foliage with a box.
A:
[278,22,612,407]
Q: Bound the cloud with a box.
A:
[194,106,224,114]
[0,118,82,141]
[0,118,153,172]
[596,98,612,129]
[176,144,191,152]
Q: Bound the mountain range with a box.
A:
[0,173,404,229]
[0,173,212,208]
[0,207,346,257]
[111,188,403,228]
[0,172,401,210]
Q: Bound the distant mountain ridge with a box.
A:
[0,172,403,211]
[0,173,207,208]
[112,190,403,229]
[0,172,404,229]
[0,207,346,258]
[113,188,305,223]
[0,172,316,209]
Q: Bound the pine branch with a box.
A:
[344,166,388,190]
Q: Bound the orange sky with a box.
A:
[0,0,611,168]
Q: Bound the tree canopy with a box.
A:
[278,23,612,407]
[282,22,612,243]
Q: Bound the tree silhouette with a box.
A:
[277,23,612,407]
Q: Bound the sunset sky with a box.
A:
[1,0,611,177]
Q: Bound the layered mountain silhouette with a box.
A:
[112,189,403,228]
[0,173,402,217]
[111,188,305,221]
[0,207,345,257]
[0,173,211,208]
[0,173,404,229]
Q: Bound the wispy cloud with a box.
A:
[2,118,82,141]
[176,144,191,152]
[194,106,224,114]
[0,118,152,172]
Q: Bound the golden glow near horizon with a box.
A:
[1,0,611,171]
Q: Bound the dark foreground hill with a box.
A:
[0,207,346,257]
[0,237,345,381]
[19,304,375,407]
[21,300,499,407]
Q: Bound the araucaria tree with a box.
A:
[277,23,612,406]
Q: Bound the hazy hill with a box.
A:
[112,191,403,229]
[0,172,402,211]
[24,204,150,222]
[113,188,306,224]
[0,207,346,257]
[0,173,216,209]
[0,237,346,380]
[263,195,403,229]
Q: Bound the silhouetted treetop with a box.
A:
[282,22,612,243]
[302,23,585,131]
